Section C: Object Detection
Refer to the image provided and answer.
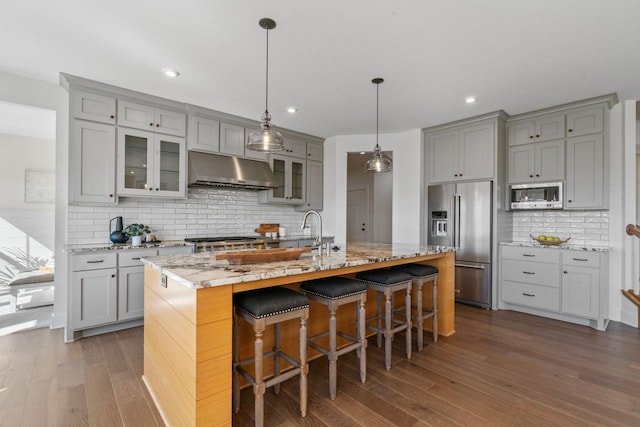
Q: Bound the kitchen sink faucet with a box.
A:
[301,210,328,255]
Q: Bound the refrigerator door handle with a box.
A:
[455,263,486,270]
[453,193,461,248]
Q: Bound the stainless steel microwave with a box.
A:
[510,182,563,210]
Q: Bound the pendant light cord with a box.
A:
[265,27,269,113]
[376,81,379,150]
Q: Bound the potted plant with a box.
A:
[123,223,151,246]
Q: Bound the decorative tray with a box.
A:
[530,234,570,246]
[212,247,311,264]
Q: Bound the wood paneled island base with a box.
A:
[142,244,455,426]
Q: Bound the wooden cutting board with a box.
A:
[254,223,279,236]
[212,247,311,264]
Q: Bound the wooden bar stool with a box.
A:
[300,277,367,400]
[392,264,438,350]
[355,269,413,371]
[233,287,309,427]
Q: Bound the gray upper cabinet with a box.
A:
[188,115,220,153]
[69,120,116,204]
[507,139,564,183]
[259,154,306,205]
[118,100,186,137]
[565,134,604,209]
[282,137,307,159]
[508,114,565,146]
[566,107,604,137]
[219,122,245,156]
[72,90,116,124]
[297,159,323,211]
[306,142,323,162]
[428,121,495,183]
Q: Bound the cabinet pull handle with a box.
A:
[522,254,535,257]
[522,271,535,275]
[564,271,568,274]
[132,257,141,260]
[87,259,105,264]
[522,292,535,297]
[572,258,588,262]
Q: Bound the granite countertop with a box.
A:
[501,241,609,252]
[142,242,455,290]
[64,240,195,253]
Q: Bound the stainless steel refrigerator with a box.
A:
[428,181,492,308]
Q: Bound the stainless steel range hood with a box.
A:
[188,151,277,190]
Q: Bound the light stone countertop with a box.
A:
[141,242,456,290]
[501,241,609,252]
[64,240,195,253]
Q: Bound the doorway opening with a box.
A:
[346,151,392,243]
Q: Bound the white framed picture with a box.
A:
[25,169,55,203]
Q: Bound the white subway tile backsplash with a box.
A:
[67,188,319,245]
[512,210,609,247]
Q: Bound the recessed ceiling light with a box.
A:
[162,68,179,78]
[465,96,476,104]
[287,107,297,114]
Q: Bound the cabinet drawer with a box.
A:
[501,246,560,263]
[119,249,158,267]
[502,259,559,287]
[502,280,560,311]
[72,252,117,271]
[562,251,600,268]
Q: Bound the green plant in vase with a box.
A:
[123,223,151,246]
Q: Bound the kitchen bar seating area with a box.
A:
[142,243,456,425]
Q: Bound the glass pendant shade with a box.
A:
[247,18,285,153]
[365,77,392,173]
[365,144,392,173]
[247,111,284,152]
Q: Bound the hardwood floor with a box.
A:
[1,304,639,426]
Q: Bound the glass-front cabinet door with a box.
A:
[155,134,185,197]
[260,154,305,205]
[117,128,186,198]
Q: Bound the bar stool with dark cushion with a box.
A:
[300,277,367,399]
[233,287,310,427]
[392,263,438,350]
[355,269,413,371]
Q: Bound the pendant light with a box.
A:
[246,18,285,152]
[365,77,392,173]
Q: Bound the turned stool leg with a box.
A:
[253,326,265,427]
[300,314,308,417]
[358,297,367,383]
[328,301,338,400]
[405,284,412,360]
[416,280,424,351]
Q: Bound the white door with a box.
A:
[347,189,370,242]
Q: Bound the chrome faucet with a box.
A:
[301,210,326,255]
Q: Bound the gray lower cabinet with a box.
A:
[499,245,608,330]
[68,245,194,340]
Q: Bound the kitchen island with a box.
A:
[142,242,455,426]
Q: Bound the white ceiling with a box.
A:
[1,0,640,139]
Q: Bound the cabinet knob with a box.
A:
[155,188,159,191]
[109,194,114,198]
[529,135,534,139]
[156,124,160,127]
[454,174,458,177]
[568,200,573,203]
[110,115,115,119]
[111,274,116,278]
[149,188,153,191]
[535,174,540,177]
[568,129,573,133]
[535,134,540,138]
[459,173,463,177]
[149,123,154,126]
[529,174,534,178]
[563,271,568,274]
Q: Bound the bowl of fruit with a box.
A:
[530,234,570,245]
